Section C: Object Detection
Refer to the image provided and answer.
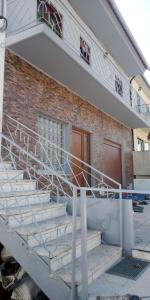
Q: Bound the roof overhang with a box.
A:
[69,0,149,76]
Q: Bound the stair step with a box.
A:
[0,161,13,170]
[1,203,66,227]
[34,230,101,271]
[16,215,81,248]
[0,190,50,209]
[0,179,36,192]
[132,248,150,261]
[57,245,122,289]
[0,170,23,180]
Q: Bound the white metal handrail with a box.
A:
[1,131,150,300]
[4,114,121,192]
[1,132,80,296]
[0,132,122,300]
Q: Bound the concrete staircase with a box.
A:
[0,160,122,300]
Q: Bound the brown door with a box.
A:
[104,140,122,185]
[72,127,90,187]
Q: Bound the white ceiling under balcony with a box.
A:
[6,24,149,129]
[69,0,148,76]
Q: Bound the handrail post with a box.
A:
[80,189,88,300]
[57,187,60,204]
[119,184,123,248]
[71,187,77,300]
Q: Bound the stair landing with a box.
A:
[88,257,150,299]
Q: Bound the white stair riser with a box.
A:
[0,194,50,209]
[49,234,101,272]
[61,249,122,291]
[0,181,36,192]
[85,249,122,288]
[28,220,81,248]
[132,249,150,261]
[0,171,23,180]
[8,207,66,227]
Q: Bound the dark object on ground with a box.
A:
[139,201,149,205]
[107,256,149,280]
[133,206,144,213]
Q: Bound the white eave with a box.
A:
[69,0,149,76]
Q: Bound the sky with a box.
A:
[114,0,150,84]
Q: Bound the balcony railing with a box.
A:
[7,0,149,120]
[131,87,150,114]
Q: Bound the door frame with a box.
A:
[104,138,123,184]
[72,126,91,186]
[72,126,91,165]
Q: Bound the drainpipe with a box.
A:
[0,0,7,150]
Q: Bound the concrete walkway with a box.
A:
[134,201,150,251]
[88,202,150,299]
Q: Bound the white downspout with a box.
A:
[0,0,7,144]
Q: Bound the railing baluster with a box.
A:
[71,187,77,300]
[119,184,123,248]
[80,189,88,300]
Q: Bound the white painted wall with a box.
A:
[51,0,130,104]
[66,196,134,254]
[6,0,131,107]
[133,151,150,177]
[7,0,37,36]
[134,179,150,191]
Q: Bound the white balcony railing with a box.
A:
[7,0,149,119]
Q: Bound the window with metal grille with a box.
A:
[115,75,123,97]
[80,37,91,65]
[137,138,145,152]
[38,115,65,169]
[37,0,63,39]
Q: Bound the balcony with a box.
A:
[6,0,149,128]
[133,151,150,177]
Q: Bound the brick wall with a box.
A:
[3,50,133,186]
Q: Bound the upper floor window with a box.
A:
[115,75,123,97]
[137,138,149,152]
[145,142,149,151]
[137,138,144,151]
[80,37,90,65]
[37,0,63,39]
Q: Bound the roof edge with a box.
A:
[107,0,150,71]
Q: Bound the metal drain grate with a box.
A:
[107,256,150,280]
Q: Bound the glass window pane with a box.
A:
[38,115,64,169]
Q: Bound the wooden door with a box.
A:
[104,140,122,185]
[72,127,90,186]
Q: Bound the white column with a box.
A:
[0,0,6,135]
[122,199,134,255]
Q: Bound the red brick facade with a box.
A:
[3,50,133,186]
